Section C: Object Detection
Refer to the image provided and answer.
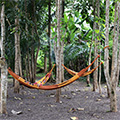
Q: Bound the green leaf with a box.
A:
[95,29,99,34]
[52,32,57,36]
[64,13,68,23]
[102,24,105,28]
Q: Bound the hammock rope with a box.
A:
[8,55,99,90]
[62,62,103,77]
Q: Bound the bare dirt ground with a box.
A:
[1,80,120,120]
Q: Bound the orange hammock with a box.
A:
[62,46,109,77]
[62,62,103,77]
[35,64,55,85]
[8,55,99,90]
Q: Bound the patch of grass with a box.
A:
[36,73,46,78]
[118,84,120,88]
[86,84,91,87]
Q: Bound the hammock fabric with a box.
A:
[8,55,99,90]
[35,64,55,85]
[62,62,103,77]
[62,46,109,77]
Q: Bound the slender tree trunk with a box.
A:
[28,53,32,82]
[61,43,64,82]
[25,56,29,80]
[25,0,29,81]
[14,2,20,93]
[116,2,120,86]
[48,0,52,72]
[93,0,98,91]
[61,0,65,82]
[87,39,92,86]
[97,0,102,94]
[44,52,47,73]
[31,0,40,82]
[0,2,8,114]
[110,2,118,112]
[56,0,61,102]
[30,0,35,83]
[31,48,35,83]
[104,0,111,97]
[18,31,22,77]
[98,51,102,94]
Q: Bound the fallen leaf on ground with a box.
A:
[50,95,55,97]
[11,110,22,115]
[28,109,31,111]
[32,96,35,99]
[84,88,89,91]
[61,94,68,98]
[96,98,101,101]
[72,93,76,95]
[69,108,76,112]
[85,96,88,99]
[50,105,56,107]
[19,102,23,105]
[77,108,84,111]
[101,94,105,98]
[14,97,22,100]
[70,116,78,120]
[66,96,71,99]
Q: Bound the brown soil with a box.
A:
[1,80,120,120]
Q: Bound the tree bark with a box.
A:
[14,1,20,93]
[25,56,29,81]
[48,0,52,72]
[28,53,32,82]
[104,0,110,97]
[44,52,47,73]
[87,42,92,86]
[0,58,7,114]
[110,2,118,112]
[0,2,8,114]
[116,2,120,86]
[98,51,102,94]
[93,0,98,91]
[14,18,20,93]
[61,0,65,82]
[56,0,61,103]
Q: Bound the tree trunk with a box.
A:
[31,0,40,82]
[48,0,52,72]
[0,59,8,114]
[0,2,8,114]
[25,56,29,81]
[61,43,64,82]
[110,2,118,112]
[31,48,35,83]
[61,0,65,82]
[56,0,61,103]
[44,52,47,73]
[116,2,120,86]
[98,51,102,94]
[24,0,29,81]
[93,0,98,91]
[28,53,32,82]
[104,0,110,97]
[87,38,92,86]
[97,0,102,94]
[14,2,20,93]
[110,86,117,112]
